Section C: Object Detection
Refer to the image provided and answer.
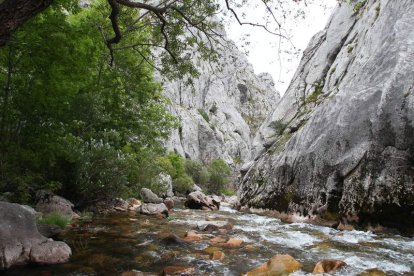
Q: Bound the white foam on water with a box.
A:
[343,255,411,273]
[220,206,238,213]
[260,231,321,249]
[331,230,376,244]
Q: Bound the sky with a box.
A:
[223,0,337,94]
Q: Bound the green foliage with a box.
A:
[37,212,71,229]
[185,159,210,186]
[221,188,236,196]
[198,109,210,122]
[0,1,175,205]
[165,152,186,179]
[305,82,324,104]
[207,160,232,194]
[270,120,288,136]
[173,175,194,195]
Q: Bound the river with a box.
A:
[4,204,414,275]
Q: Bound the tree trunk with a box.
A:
[0,0,53,46]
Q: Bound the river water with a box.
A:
[5,205,414,275]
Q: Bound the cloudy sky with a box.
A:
[223,0,337,94]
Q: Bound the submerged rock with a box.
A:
[162,266,195,275]
[185,191,220,211]
[246,254,301,276]
[0,201,71,270]
[313,259,347,274]
[196,221,233,232]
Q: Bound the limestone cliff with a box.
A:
[161,42,280,166]
[239,0,414,233]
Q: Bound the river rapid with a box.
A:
[5,204,414,275]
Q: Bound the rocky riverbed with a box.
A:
[3,202,413,275]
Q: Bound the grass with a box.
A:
[270,119,288,135]
[198,109,210,122]
[37,212,71,229]
[304,81,324,104]
[221,188,236,196]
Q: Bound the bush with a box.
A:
[173,175,194,195]
[185,159,210,185]
[221,188,236,196]
[165,152,186,179]
[37,212,71,229]
[207,160,232,194]
[270,120,288,136]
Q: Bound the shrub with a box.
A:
[198,109,210,122]
[185,159,210,185]
[221,188,236,196]
[165,152,186,179]
[37,212,71,229]
[173,175,194,195]
[270,120,288,136]
[207,160,231,194]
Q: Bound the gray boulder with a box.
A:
[0,201,71,270]
[185,191,220,211]
[35,190,77,218]
[154,173,174,198]
[139,203,169,217]
[140,188,163,204]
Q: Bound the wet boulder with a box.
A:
[184,191,220,211]
[140,188,163,204]
[35,190,78,218]
[0,201,71,270]
[196,221,233,232]
[163,198,175,210]
[161,234,188,245]
[37,224,62,238]
[246,254,301,276]
[140,203,169,217]
[313,259,347,274]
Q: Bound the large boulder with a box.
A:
[154,173,174,198]
[0,201,71,270]
[140,203,169,217]
[184,191,220,211]
[35,190,77,218]
[89,198,129,214]
[140,188,163,204]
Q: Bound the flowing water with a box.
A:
[5,204,414,275]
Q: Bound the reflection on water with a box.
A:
[4,205,414,275]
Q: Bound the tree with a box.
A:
[0,0,175,205]
[0,0,325,76]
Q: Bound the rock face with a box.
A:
[160,38,280,166]
[0,201,71,270]
[239,0,414,233]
